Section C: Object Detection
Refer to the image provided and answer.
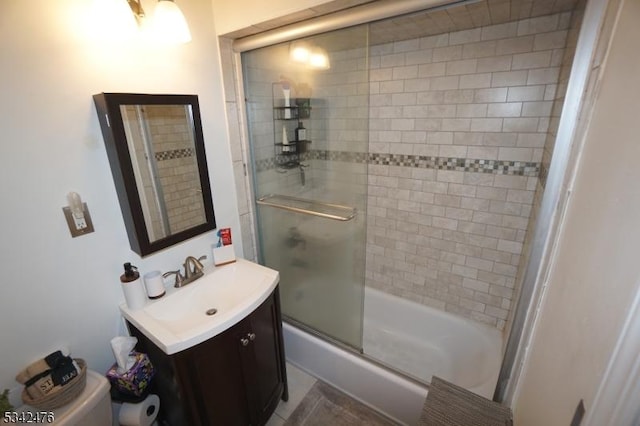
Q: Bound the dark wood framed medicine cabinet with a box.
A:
[93,93,216,257]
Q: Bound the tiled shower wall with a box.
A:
[222,10,577,330]
[220,38,258,261]
[364,12,572,329]
[540,2,585,187]
[504,2,584,336]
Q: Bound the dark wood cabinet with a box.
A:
[127,287,288,426]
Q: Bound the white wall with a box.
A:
[512,0,640,423]
[0,0,239,392]
[212,0,334,35]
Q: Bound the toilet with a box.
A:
[20,369,112,426]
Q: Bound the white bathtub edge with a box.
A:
[283,322,428,425]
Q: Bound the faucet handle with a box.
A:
[163,270,184,288]
[183,255,207,278]
[195,255,207,270]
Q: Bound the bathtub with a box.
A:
[283,287,503,425]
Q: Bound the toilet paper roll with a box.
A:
[119,394,160,426]
[121,277,147,310]
[143,270,165,299]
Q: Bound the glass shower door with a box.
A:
[243,25,369,350]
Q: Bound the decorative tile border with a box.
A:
[368,152,540,176]
[308,150,369,163]
[255,149,540,177]
[255,157,276,172]
[155,148,195,161]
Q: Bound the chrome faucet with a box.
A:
[163,255,207,288]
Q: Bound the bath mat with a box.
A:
[283,380,398,426]
[419,376,513,426]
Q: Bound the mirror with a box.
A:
[94,93,216,256]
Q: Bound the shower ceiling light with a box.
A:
[309,47,330,70]
[290,41,311,63]
[289,41,330,70]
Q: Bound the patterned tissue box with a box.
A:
[106,352,155,397]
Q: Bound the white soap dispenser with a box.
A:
[120,263,146,310]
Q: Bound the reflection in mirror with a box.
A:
[120,104,206,242]
[94,93,216,257]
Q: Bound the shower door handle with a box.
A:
[256,194,357,221]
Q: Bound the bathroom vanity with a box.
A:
[120,260,287,426]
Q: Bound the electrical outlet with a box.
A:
[62,203,95,238]
[570,399,585,426]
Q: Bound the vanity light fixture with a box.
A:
[153,0,192,44]
[126,0,146,22]
[126,0,191,44]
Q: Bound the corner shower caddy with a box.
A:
[260,83,358,222]
[272,82,311,169]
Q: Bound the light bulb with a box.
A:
[89,0,138,41]
[153,0,192,44]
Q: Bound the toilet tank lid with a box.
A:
[19,369,110,425]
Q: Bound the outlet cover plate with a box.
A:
[62,203,94,238]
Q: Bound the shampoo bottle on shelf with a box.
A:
[295,121,307,141]
[282,82,291,119]
[282,126,290,152]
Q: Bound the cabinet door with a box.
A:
[188,319,252,426]
[239,291,286,425]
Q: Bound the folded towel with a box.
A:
[16,352,79,400]
[15,350,69,384]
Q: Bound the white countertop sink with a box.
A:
[120,259,279,355]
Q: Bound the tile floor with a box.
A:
[266,363,318,425]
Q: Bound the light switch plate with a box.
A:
[63,203,95,238]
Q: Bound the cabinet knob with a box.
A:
[248,333,256,341]
[240,338,249,346]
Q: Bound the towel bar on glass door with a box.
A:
[256,194,357,222]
